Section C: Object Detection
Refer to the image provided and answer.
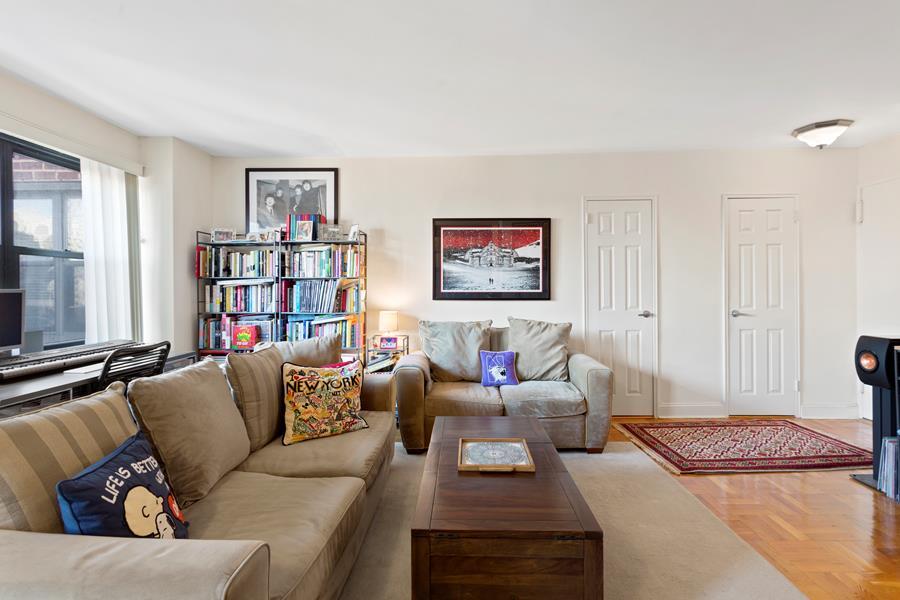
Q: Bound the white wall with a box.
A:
[0,68,142,174]
[211,149,859,417]
[856,134,900,418]
[138,137,213,356]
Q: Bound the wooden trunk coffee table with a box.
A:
[411,416,603,599]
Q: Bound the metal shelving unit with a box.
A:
[194,230,367,361]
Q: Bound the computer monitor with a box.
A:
[0,289,25,352]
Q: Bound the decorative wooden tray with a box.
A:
[457,437,536,472]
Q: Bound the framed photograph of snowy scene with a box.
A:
[432,218,551,300]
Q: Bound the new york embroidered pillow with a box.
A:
[282,361,368,445]
[480,350,519,386]
[56,433,188,539]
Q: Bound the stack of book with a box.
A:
[877,436,899,502]
[196,246,276,278]
[203,279,277,313]
[365,350,399,374]
[284,314,361,348]
[284,244,361,278]
[285,213,324,241]
[199,315,276,350]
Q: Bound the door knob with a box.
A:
[730,309,749,318]
[638,310,653,318]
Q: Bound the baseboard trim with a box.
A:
[799,404,859,419]
[655,403,728,418]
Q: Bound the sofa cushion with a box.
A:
[480,350,519,387]
[0,382,136,533]
[507,317,572,381]
[425,382,503,417]
[184,470,365,600]
[500,381,586,418]
[282,361,367,445]
[56,433,188,539]
[128,359,251,508]
[225,345,284,452]
[419,320,491,382]
[261,333,342,367]
[237,411,394,490]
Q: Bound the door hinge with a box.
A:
[793,209,800,223]
[855,199,864,224]
[794,380,801,392]
[586,212,593,225]
[433,532,459,539]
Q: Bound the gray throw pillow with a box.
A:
[507,317,572,381]
[419,320,492,382]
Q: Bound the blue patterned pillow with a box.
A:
[56,433,188,539]
[480,350,519,386]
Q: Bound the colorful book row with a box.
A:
[284,314,362,349]
[203,282,277,313]
[283,244,362,278]
[196,246,277,278]
[199,315,276,350]
[281,279,361,314]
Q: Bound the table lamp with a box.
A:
[378,310,399,334]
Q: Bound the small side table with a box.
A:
[365,334,409,374]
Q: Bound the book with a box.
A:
[232,325,259,350]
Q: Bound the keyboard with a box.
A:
[0,340,138,381]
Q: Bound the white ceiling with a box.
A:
[2,1,899,157]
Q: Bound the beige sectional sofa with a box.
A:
[395,324,613,452]
[0,340,395,600]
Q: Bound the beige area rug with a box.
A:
[340,442,806,600]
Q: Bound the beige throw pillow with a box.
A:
[419,320,492,382]
[128,359,251,507]
[261,333,342,367]
[224,345,284,452]
[507,317,572,381]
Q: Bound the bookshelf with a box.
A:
[195,231,367,362]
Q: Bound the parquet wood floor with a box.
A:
[610,417,900,600]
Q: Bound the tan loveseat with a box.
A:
[395,325,612,453]
[0,341,395,600]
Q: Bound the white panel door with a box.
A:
[726,196,798,415]
[584,199,655,415]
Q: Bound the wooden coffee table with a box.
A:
[411,416,603,599]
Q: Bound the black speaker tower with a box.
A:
[852,335,900,489]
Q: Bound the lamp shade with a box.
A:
[791,119,853,149]
[378,310,399,332]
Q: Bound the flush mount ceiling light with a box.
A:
[791,119,854,149]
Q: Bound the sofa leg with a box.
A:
[586,447,604,454]
[405,447,427,455]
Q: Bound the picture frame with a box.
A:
[318,224,344,241]
[378,336,399,350]
[211,228,235,242]
[432,218,551,300]
[457,437,536,473]
[296,221,314,242]
[348,224,360,241]
[245,168,339,233]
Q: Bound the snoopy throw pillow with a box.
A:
[480,350,519,387]
[56,433,188,539]
[282,360,368,445]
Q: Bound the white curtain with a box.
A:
[81,158,132,342]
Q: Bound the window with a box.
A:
[1,134,85,347]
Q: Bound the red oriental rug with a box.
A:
[615,420,872,474]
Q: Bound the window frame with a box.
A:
[0,133,85,349]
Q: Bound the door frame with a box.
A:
[581,195,660,416]
[721,194,802,416]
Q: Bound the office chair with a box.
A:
[97,341,171,389]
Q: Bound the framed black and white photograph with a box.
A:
[432,218,551,300]
[245,168,338,233]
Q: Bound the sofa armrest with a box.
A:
[393,351,432,451]
[0,529,269,600]
[568,353,613,451]
[361,372,394,412]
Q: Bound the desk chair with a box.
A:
[97,341,171,389]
